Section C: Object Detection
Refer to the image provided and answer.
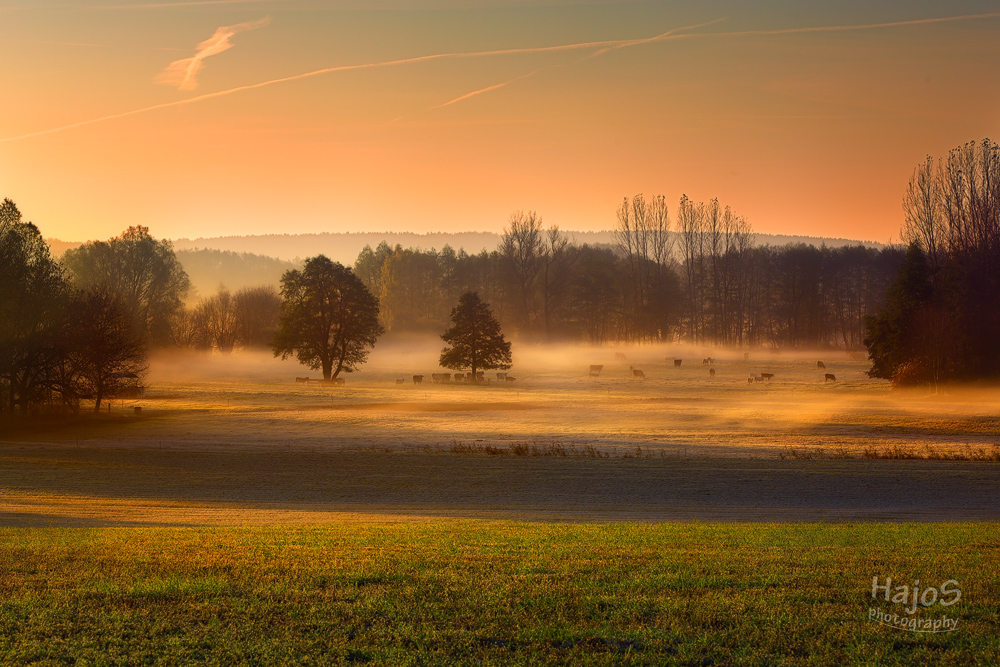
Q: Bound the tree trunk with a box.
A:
[322,360,333,380]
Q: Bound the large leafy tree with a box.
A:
[66,289,148,413]
[63,226,190,345]
[273,256,384,379]
[439,292,512,379]
[0,199,70,414]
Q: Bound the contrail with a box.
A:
[431,71,541,110]
[157,17,270,91]
[426,17,726,112]
[96,0,273,8]
[4,11,998,144]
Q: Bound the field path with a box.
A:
[1,445,997,525]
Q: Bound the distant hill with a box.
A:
[46,238,83,257]
[171,231,884,264]
[46,241,297,303]
[174,249,298,302]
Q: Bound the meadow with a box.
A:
[2,340,999,663]
[1,523,997,665]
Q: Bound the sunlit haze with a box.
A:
[3,0,999,243]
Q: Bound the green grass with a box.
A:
[0,523,997,665]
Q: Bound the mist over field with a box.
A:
[133,339,1000,463]
[4,3,1000,661]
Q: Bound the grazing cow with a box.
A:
[505,376,516,382]
[589,364,603,377]
[702,357,715,365]
[615,352,627,361]
[760,373,774,381]
[709,368,716,377]
[496,372,507,381]
[295,376,308,383]
[673,359,682,368]
[748,374,763,383]
[825,373,837,382]
[629,366,646,379]
[395,378,405,385]
[413,375,424,384]
[431,373,451,383]
[817,361,826,369]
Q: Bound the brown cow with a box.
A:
[630,366,645,379]
[673,359,682,368]
[825,373,837,382]
[709,368,716,377]
[817,361,826,369]
[760,373,774,381]
[413,375,424,384]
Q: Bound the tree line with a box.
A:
[354,202,902,350]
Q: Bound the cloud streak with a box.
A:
[4,11,998,143]
[156,17,270,91]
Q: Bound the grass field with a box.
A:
[2,343,999,663]
[1,523,997,665]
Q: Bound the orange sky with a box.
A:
[2,1,998,244]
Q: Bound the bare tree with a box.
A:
[234,286,281,348]
[500,211,544,337]
[902,156,945,268]
[196,288,240,353]
[539,226,578,340]
[678,195,706,343]
[613,194,676,341]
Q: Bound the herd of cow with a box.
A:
[589,356,839,383]
[403,372,516,385]
[293,358,840,386]
[294,376,344,385]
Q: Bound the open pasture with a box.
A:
[44,340,1000,460]
[2,339,999,527]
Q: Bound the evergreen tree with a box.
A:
[865,243,948,387]
[439,292,512,379]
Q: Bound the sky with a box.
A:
[2,0,998,243]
